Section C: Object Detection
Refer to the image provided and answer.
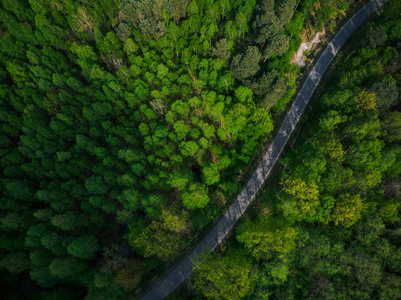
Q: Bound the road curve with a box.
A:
[140,0,389,299]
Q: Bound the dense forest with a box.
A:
[190,1,401,299]
[0,0,370,299]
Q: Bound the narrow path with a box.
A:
[140,1,388,298]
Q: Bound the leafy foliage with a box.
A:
[192,2,401,299]
[0,0,363,298]
[193,251,253,300]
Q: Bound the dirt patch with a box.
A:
[292,29,326,66]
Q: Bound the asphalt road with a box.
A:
[140,0,389,299]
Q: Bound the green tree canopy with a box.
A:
[67,235,100,260]
[193,251,253,300]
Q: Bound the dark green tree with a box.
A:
[230,46,261,81]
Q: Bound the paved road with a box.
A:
[140,0,389,299]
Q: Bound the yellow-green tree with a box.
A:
[193,250,253,300]
[161,210,191,235]
[112,263,144,292]
[236,216,298,260]
[315,136,344,162]
[356,90,376,111]
[127,221,182,261]
[330,193,364,227]
[282,178,320,221]
[127,211,191,261]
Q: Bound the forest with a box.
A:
[190,0,401,299]
[0,0,390,299]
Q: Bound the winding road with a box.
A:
[140,0,389,299]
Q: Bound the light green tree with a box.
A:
[202,163,220,186]
[193,251,253,300]
[182,183,209,209]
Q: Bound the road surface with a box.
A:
[140,0,389,298]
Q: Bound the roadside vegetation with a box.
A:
[0,0,365,298]
[190,1,401,299]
